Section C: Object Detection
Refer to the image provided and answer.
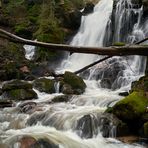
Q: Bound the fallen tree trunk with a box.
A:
[74,56,112,74]
[0,28,148,56]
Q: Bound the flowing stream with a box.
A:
[0,0,147,147]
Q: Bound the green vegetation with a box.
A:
[110,91,148,121]
[63,71,86,93]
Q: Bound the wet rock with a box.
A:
[98,113,129,137]
[63,71,86,94]
[18,101,37,113]
[119,92,129,96]
[99,61,126,89]
[2,89,37,101]
[82,2,95,15]
[52,95,71,103]
[76,114,98,138]
[27,112,46,126]
[61,84,74,95]
[33,78,55,93]
[19,136,37,148]
[0,100,14,108]
[2,80,32,91]
[117,136,139,144]
[144,122,148,137]
[31,139,59,148]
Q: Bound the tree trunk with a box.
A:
[0,28,148,56]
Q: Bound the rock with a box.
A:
[27,112,46,126]
[18,101,37,113]
[61,84,74,94]
[31,139,59,148]
[63,10,82,30]
[109,91,148,134]
[131,76,148,93]
[33,78,55,93]
[76,114,98,138]
[2,89,37,101]
[144,122,148,137]
[82,2,95,15]
[19,136,37,148]
[119,92,129,96]
[63,71,86,94]
[117,136,139,144]
[0,100,14,108]
[98,113,129,137]
[2,80,32,91]
[52,95,71,103]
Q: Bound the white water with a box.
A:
[23,44,35,60]
[0,0,147,147]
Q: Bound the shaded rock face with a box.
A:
[1,80,37,101]
[82,2,95,15]
[98,113,129,137]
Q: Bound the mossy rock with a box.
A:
[131,76,148,93]
[52,95,71,103]
[33,78,55,93]
[2,80,32,91]
[111,91,148,121]
[2,89,37,101]
[144,122,148,137]
[63,71,86,94]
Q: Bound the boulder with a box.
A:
[2,89,37,101]
[76,114,98,138]
[2,80,32,91]
[108,91,148,134]
[111,92,148,122]
[0,100,14,108]
[33,78,55,93]
[52,95,71,103]
[63,71,86,94]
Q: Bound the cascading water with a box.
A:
[0,0,147,148]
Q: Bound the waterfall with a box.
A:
[58,0,147,92]
[0,0,147,148]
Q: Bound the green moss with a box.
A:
[4,89,37,100]
[111,91,148,121]
[113,42,126,46]
[33,78,55,93]
[63,71,86,94]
